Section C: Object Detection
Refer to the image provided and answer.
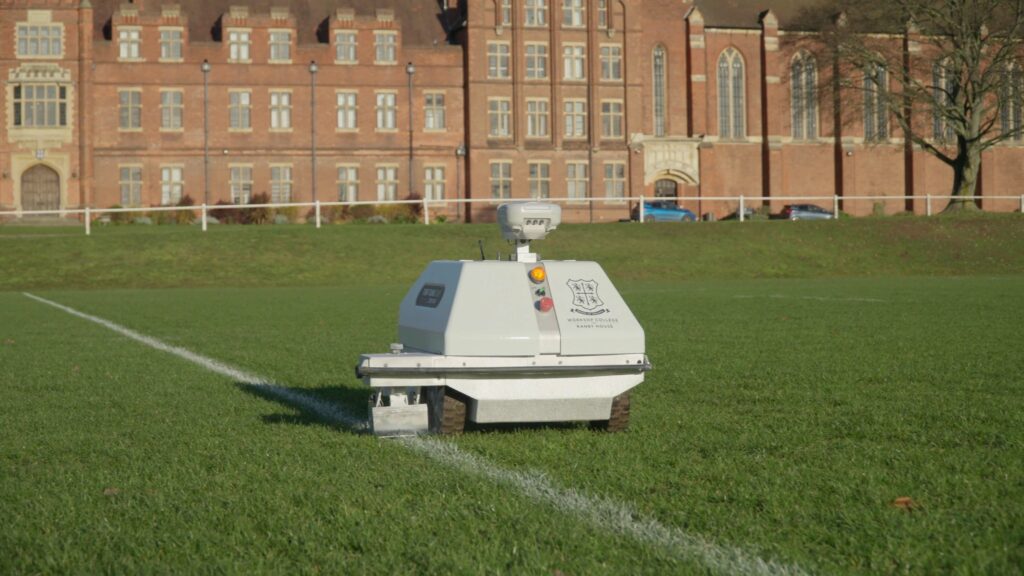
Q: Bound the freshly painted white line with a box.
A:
[24,291,809,576]
[734,294,887,303]
[21,292,365,430]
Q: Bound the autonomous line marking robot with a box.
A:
[356,202,650,436]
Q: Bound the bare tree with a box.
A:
[797,0,1024,210]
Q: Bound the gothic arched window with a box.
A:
[791,52,817,140]
[653,45,666,136]
[717,48,745,139]
[933,60,957,142]
[864,62,888,141]
[1000,63,1023,141]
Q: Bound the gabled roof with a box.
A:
[92,0,453,46]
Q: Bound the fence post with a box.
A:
[739,195,745,222]
[423,197,429,225]
[639,195,645,223]
[926,194,932,217]
[201,203,208,232]
[84,206,91,236]
[315,200,322,229]
[1020,194,1023,213]
[833,195,839,219]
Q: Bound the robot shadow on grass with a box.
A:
[235,382,588,435]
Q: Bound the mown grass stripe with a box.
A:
[24,291,809,576]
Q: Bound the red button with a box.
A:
[536,297,554,312]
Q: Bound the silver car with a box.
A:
[780,204,834,220]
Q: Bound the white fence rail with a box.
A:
[1,194,1021,236]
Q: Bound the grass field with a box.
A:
[2,216,1023,574]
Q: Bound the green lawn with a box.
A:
[1,218,1023,574]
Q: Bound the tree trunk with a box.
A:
[946,141,982,212]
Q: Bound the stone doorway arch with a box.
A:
[21,164,60,212]
[654,179,678,198]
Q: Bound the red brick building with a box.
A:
[1,0,1022,221]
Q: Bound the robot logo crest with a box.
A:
[567,279,609,316]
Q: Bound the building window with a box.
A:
[13,84,67,128]
[525,43,549,79]
[1001,64,1023,141]
[229,91,252,130]
[791,53,818,141]
[230,165,253,203]
[529,162,550,199]
[376,165,398,200]
[160,29,183,60]
[717,47,746,139]
[160,166,184,205]
[118,89,142,130]
[500,0,512,26]
[228,30,251,62]
[598,0,609,28]
[527,98,550,137]
[118,28,141,60]
[604,162,625,199]
[563,45,586,80]
[17,24,62,57]
[375,32,397,64]
[376,92,397,130]
[270,91,292,130]
[270,165,292,203]
[425,93,446,130]
[424,166,446,200]
[564,99,587,138]
[488,98,512,138]
[160,90,184,130]
[491,161,512,199]
[119,166,143,206]
[488,42,511,79]
[337,92,358,130]
[566,162,588,200]
[337,166,359,201]
[933,61,956,142]
[525,0,548,26]
[336,31,357,63]
[601,45,622,81]
[863,63,888,142]
[653,45,666,137]
[269,31,292,62]
[563,0,585,27]
[601,100,623,138]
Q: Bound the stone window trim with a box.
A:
[488,97,513,139]
[334,30,358,64]
[563,98,588,139]
[228,89,253,132]
[565,161,589,203]
[269,164,293,203]
[119,164,144,206]
[526,98,550,138]
[599,44,623,82]
[159,164,185,205]
[525,0,549,28]
[376,164,400,201]
[562,43,587,82]
[118,26,143,62]
[158,27,185,62]
[336,90,359,132]
[336,164,360,202]
[717,47,746,141]
[487,41,512,79]
[375,90,398,132]
[269,89,293,132]
[423,164,447,201]
[525,42,549,80]
[117,87,143,132]
[374,31,398,65]
[12,82,70,129]
[226,28,253,63]
[863,62,889,143]
[423,91,447,132]
[17,22,65,60]
[603,161,626,202]
[528,160,552,199]
[562,0,586,28]
[158,88,185,132]
[268,29,294,64]
[600,99,624,139]
[489,160,512,200]
[229,164,254,204]
[791,51,819,141]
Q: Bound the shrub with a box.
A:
[274,206,298,223]
[349,204,375,221]
[321,205,350,224]
[244,192,272,225]
[376,203,418,224]
[107,204,132,225]
[175,195,196,225]
[434,214,448,224]
[212,200,242,224]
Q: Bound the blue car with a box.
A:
[632,201,697,222]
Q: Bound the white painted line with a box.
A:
[24,292,809,576]
[734,294,887,303]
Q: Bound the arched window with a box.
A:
[933,60,957,142]
[791,52,817,140]
[864,63,888,141]
[1001,63,1023,141]
[717,48,745,139]
[653,45,666,137]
